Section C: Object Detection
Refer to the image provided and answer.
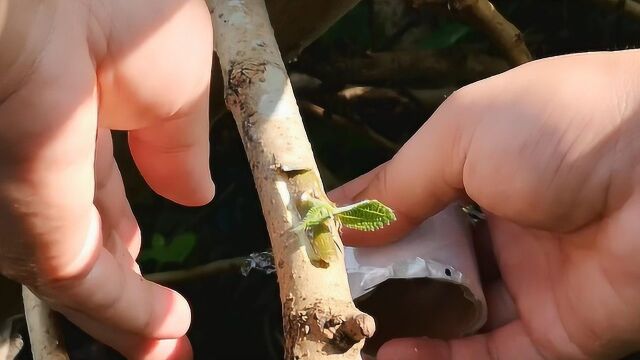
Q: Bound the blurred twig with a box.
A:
[298,100,400,153]
[145,256,247,285]
[301,50,509,86]
[146,252,276,285]
[412,0,533,65]
[0,315,24,360]
[22,287,69,360]
[337,85,456,109]
[588,0,640,21]
[337,86,413,105]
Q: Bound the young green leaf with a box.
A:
[291,197,395,265]
[334,200,396,232]
[293,202,335,231]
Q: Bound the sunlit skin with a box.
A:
[330,50,640,359]
[0,1,213,359]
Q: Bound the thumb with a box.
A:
[328,92,474,246]
[377,321,544,360]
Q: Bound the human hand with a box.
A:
[0,1,213,359]
[330,50,640,359]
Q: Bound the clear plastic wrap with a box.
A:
[345,205,487,353]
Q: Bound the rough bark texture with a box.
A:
[211,1,375,359]
[207,0,362,61]
[21,287,68,360]
[206,0,362,133]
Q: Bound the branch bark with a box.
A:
[21,287,69,360]
[210,1,374,359]
[412,0,533,66]
[1,315,24,360]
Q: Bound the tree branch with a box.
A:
[1,315,24,360]
[337,86,412,105]
[301,50,509,86]
[145,252,277,285]
[412,0,533,66]
[298,100,400,153]
[145,257,247,285]
[210,1,375,358]
[21,287,69,360]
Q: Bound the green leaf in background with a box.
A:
[420,21,471,50]
[317,1,372,52]
[335,200,396,232]
[140,232,197,269]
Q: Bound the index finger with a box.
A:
[97,0,215,207]
[328,94,472,246]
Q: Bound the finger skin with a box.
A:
[377,321,544,360]
[328,92,471,246]
[95,129,142,259]
[329,50,640,247]
[98,0,215,206]
[0,1,100,285]
[0,1,208,357]
[41,209,192,340]
[329,50,640,360]
[482,280,517,331]
[128,93,214,207]
[63,305,193,360]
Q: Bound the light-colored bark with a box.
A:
[210,1,375,358]
[0,315,24,360]
[206,0,362,61]
[21,287,68,360]
[207,0,363,132]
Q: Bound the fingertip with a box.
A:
[121,336,193,360]
[173,175,215,207]
[139,336,193,360]
[167,336,194,360]
[327,186,351,207]
[330,164,417,246]
[327,164,386,206]
[128,132,215,207]
[378,337,448,360]
[58,306,193,360]
[162,287,193,338]
[144,283,192,339]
